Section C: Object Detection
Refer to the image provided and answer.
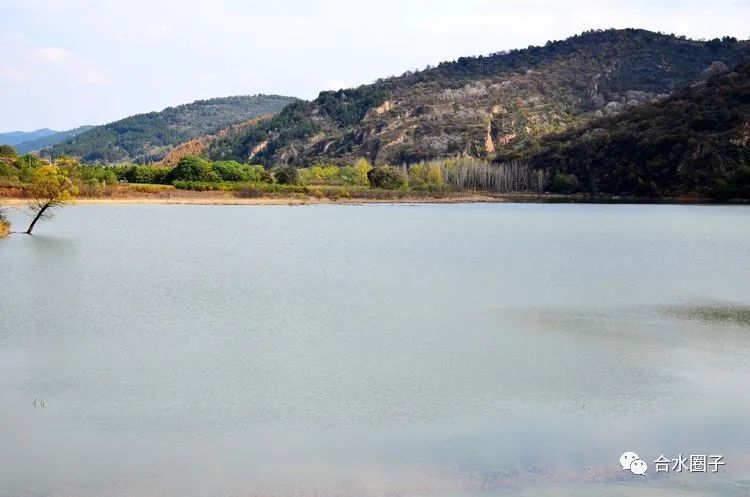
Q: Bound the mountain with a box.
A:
[45,94,297,163]
[207,29,749,166]
[0,128,57,146]
[15,126,95,154]
[496,62,750,199]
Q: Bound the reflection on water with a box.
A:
[1,204,750,496]
[666,303,750,327]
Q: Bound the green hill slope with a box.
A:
[46,94,297,163]
[497,62,750,199]
[208,29,749,166]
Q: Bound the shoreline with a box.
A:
[0,194,506,206]
[1,192,745,207]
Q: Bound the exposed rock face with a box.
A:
[485,121,496,154]
[374,101,393,115]
[249,141,268,160]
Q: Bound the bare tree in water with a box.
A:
[25,165,78,235]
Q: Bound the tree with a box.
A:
[212,160,247,181]
[166,155,217,183]
[274,165,300,185]
[367,166,406,189]
[25,165,78,235]
[353,158,373,186]
[551,172,580,193]
[0,207,10,238]
[247,164,273,183]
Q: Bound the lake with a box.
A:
[1,203,749,496]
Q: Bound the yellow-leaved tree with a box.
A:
[25,165,78,235]
[0,207,10,238]
[353,159,372,187]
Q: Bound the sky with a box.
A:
[1,0,749,132]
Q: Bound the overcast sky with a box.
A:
[1,0,749,131]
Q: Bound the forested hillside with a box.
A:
[208,29,749,166]
[497,62,750,199]
[45,95,297,163]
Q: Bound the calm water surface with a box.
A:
[1,204,749,496]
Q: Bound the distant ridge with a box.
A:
[0,128,56,146]
[15,126,95,154]
[45,94,297,163]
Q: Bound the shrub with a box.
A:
[408,162,445,190]
[167,155,218,183]
[274,165,300,185]
[300,164,341,184]
[173,181,307,194]
[0,161,19,179]
[551,172,580,193]
[172,180,228,191]
[237,186,264,198]
[367,166,407,189]
[0,145,17,159]
[130,184,174,193]
[115,164,170,184]
[246,165,273,183]
[0,208,9,238]
[78,165,119,185]
[213,160,248,181]
[353,158,373,186]
[78,178,104,197]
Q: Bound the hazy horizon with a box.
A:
[2,0,749,132]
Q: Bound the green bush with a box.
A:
[274,165,300,185]
[167,155,218,183]
[247,165,273,183]
[0,161,19,179]
[551,172,580,193]
[15,154,44,169]
[367,166,407,190]
[78,165,119,184]
[213,160,248,181]
[0,145,17,159]
[114,164,169,184]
